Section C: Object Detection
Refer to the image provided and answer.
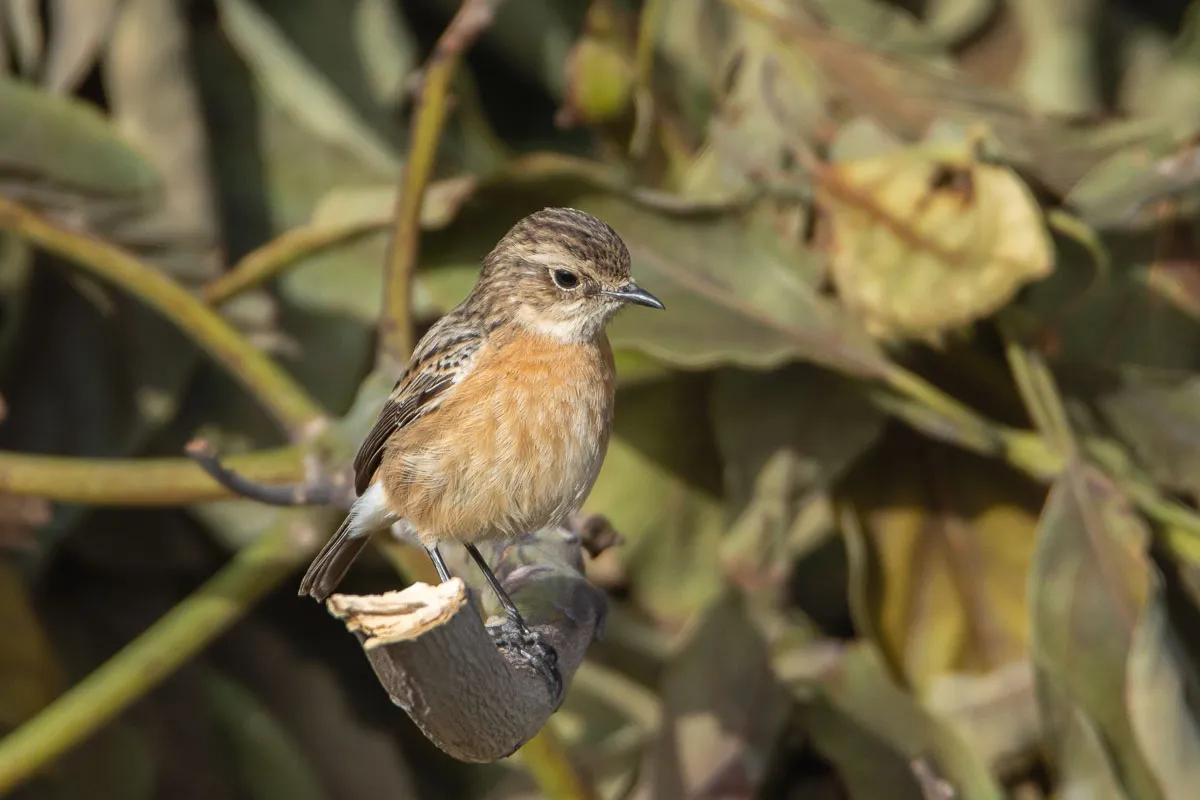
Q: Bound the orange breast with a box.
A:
[378,330,616,544]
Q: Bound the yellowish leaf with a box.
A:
[818,138,1054,343]
[839,437,1042,696]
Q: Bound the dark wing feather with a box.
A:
[351,321,484,495]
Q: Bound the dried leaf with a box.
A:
[743,9,1165,194]
[924,661,1041,778]
[678,10,824,204]
[817,136,1054,343]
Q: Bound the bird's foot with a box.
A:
[488,616,563,704]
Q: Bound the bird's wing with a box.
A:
[352,318,485,495]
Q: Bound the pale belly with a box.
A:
[382,351,614,544]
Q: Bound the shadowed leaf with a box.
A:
[584,375,728,624]
[214,0,399,174]
[631,592,792,800]
[0,560,62,734]
[781,641,1004,800]
[711,364,884,593]
[840,440,1041,696]
[201,669,329,800]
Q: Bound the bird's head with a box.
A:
[476,207,664,343]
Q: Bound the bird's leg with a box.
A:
[464,543,562,701]
[424,544,453,583]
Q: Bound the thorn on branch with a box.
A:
[185,439,345,508]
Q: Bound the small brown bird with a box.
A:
[298,207,663,686]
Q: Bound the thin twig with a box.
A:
[0,196,327,440]
[185,439,348,509]
[0,446,308,505]
[379,0,503,367]
[0,512,335,796]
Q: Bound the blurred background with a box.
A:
[2,0,1200,797]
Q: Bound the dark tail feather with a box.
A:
[298,516,372,602]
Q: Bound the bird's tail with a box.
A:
[298,513,373,602]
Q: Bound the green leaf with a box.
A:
[0,75,158,201]
[1126,576,1200,800]
[589,196,886,377]
[711,364,884,593]
[1029,463,1161,800]
[214,0,400,174]
[1037,674,1129,800]
[584,375,728,623]
[1097,374,1200,503]
[782,641,1004,800]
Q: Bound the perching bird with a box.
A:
[298,207,663,688]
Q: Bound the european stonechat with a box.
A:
[298,207,663,691]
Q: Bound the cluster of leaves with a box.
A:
[4,0,1200,798]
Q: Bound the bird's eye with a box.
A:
[552,269,580,290]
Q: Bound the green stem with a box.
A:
[379,0,501,367]
[0,447,306,505]
[203,217,384,305]
[0,513,324,796]
[0,196,326,439]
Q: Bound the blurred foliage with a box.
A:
[3,0,1200,798]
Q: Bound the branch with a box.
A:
[379,0,503,366]
[202,216,383,305]
[0,511,334,796]
[0,195,327,439]
[0,446,307,505]
[326,524,608,762]
[185,439,350,510]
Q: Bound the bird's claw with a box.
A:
[488,617,563,704]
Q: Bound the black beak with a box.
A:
[601,283,665,310]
